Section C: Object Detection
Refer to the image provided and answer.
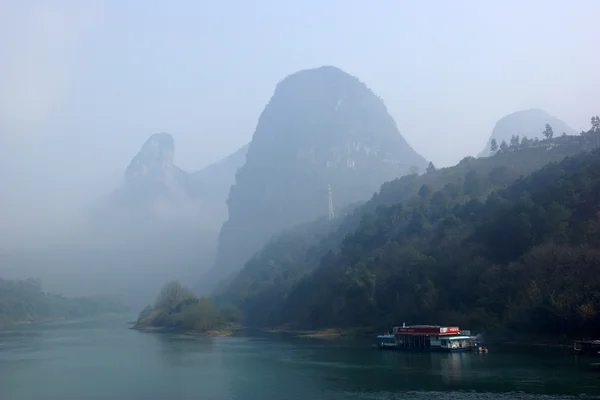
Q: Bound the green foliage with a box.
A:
[543,123,554,139]
[490,138,498,153]
[137,281,240,333]
[278,148,600,335]
[592,116,600,131]
[181,298,219,331]
[218,122,600,339]
[426,162,437,174]
[154,281,195,313]
[0,278,128,326]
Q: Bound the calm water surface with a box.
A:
[1,316,599,400]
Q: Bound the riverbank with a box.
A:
[0,317,66,330]
[1,313,127,331]
[131,323,240,337]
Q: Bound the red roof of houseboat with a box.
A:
[392,325,460,335]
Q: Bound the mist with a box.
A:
[1,0,599,307]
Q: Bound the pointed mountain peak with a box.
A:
[125,132,175,182]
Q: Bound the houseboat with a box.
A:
[376,324,477,352]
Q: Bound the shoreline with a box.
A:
[0,313,128,331]
[130,324,239,337]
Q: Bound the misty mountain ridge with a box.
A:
[205,65,428,289]
[84,133,248,235]
[479,108,576,157]
[0,134,249,307]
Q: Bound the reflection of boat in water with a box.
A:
[441,352,464,385]
[574,340,600,356]
[376,324,479,352]
[589,362,600,371]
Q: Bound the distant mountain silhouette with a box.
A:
[97,134,248,233]
[479,109,576,157]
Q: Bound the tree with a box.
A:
[499,140,509,153]
[521,136,531,148]
[154,281,195,313]
[426,161,437,174]
[542,123,554,140]
[488,166,508,186]
[490,138,498,154]
[510,135,520,149]
[418,184,432,200]
[591,116,600,131]
[463,170,480,196]
[181,297,219,332]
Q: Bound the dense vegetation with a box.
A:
[219,118,600,340]
[136,281,241,335]
[0,277,128,327]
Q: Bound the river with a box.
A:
[1,315,599,400]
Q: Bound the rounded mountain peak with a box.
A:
[272,65,367,100]
[252,65,403,153]
[479,109,576,157]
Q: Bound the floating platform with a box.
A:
[376,324,479,352]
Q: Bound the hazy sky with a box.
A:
[1,0,599,247]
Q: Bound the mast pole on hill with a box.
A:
[328,184,335,221]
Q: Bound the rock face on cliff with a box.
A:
[109,132,197,220]
[105,134,248,229]
[192,143,249,223]
[204,66,427,288]
[479,109,576,157]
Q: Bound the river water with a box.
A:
[1,315,599,400]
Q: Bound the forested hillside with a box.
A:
[219,119,600,339]
[0,278,128,327]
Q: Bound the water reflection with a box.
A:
[2,319,600,399]
[440,353,463,386]
[152,332,215,367]
[0,325,44,362]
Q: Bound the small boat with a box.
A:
[377,334,398,349]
